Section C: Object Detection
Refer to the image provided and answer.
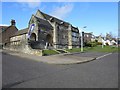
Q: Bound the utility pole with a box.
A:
[102,38,104,48]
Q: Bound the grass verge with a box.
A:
[66,45,119,53]
[43,45,119,56]
[42,49,59,56]
[86,45,119,53]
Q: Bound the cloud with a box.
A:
[21,2,41,9]
[50,3,74,19]
[14,0,41,9]
[9,0,41,2]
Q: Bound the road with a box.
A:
[2,52,118,88]
[0,51,2,89]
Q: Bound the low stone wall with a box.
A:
[4,44,43,56]
[23,45,43,56]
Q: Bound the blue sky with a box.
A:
[1,2,118,37]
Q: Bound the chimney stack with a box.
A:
[11,19,16,26]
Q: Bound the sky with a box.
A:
[1,2,118,37]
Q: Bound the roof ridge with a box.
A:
[38,9,69,24]
[34,15,47,21]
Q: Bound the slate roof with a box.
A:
[0,26,18,33]
[11,28,28,37]
[0,26,9,33]
[34,16,53,29]
[38,10,70,26]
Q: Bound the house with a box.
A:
[95,35,104,43]
[9,9,80,51]
[83,32,93,43]
[95,35,118,46]
[111,39,117,45]
[0,20,18,47]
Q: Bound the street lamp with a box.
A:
[81,32,83,52]
[80,26,87,52]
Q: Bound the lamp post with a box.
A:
[102,38,104,48]
[80,26,87,52]
[81,32,83,52]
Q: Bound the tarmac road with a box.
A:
[2,52,118,88]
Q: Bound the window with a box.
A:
[87,35,89,37]
[63,35,65,39]
[72,37,77,42]
[72,32,77,37]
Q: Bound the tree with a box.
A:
[106,32,113,40]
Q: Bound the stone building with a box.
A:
[10,10,80,50]
[0,20,18,47]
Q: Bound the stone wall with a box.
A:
[57,24,68,49]
[8,33,43,56]
[23,44,43,56]
[4,40,42,56]
[50,21,58,49]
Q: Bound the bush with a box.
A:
[91,42,97,47]
[85,42,92,47]
[85,42,97,47]
[97,42,102,45]
[95,40,98,42]
[106,43,109,46]
[113,43,117,45]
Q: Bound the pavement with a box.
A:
[1,49,111,65]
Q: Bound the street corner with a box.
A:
[42,55,96,65]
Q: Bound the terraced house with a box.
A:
[9,10,80,51]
